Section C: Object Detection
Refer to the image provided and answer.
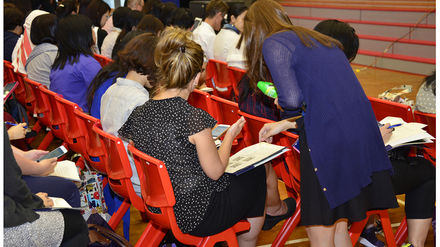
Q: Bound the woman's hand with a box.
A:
[37,158,57,176]
[7,123,27,140]
[380,123,393,145]
[225,116,246,140]
[22,150,49,161]
[259,120,297,143]
[36,192,54,207]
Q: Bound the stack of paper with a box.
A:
[380,117,435,150]
[226,142,288,175]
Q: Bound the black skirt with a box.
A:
[296,117,399,226]
[189,165,267,236]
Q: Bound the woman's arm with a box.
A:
[262,37,304,112]
[14,153,57,176]
[190,117,246,180]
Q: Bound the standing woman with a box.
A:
[246,0,398,246]
[50,14,102,113]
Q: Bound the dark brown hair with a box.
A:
[118,33,159,84]
[242,0,342,90]
[137,14,163,34]
[205,0,228,18]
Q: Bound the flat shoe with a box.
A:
[262,197,296,231]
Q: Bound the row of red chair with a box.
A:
[187,88,437,246]
[205,59,246,101]
[6,60,254,246]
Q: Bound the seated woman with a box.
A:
[87,30,146,119]
[213,3,247,62]
[118,28,294,245]
[55,0,77,21]
[25,13,58,89]
[4,127,88,246]
[100,32,158,196]
[50,14,102,113]
[111,10,145,59]
[101,7,131,58]
[415,71,435,114]
[314,19,435,247]
[4,3,24,62]
[137,14,164,35]
[84,0,111,54]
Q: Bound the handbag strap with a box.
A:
[88,224,134,247]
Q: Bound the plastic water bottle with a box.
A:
[257,81,278,98]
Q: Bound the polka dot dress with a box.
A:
[415,81,436,114]
[119,97,230,233]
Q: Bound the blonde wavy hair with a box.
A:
[154,27,204,93]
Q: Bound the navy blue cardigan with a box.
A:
[262,31,393,209]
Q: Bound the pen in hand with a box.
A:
[387,123,402,129]
[5,121,28,129]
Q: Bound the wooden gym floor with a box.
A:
[29,64,434,246]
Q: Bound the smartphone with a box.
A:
[3,81,18,102]
[212,124,230,140]
[36,145,68,162]
[192,17,203,32]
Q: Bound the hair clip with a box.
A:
[178,46,185,53]
[59,4,65,7]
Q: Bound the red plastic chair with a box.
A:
[237,110,303,245]
[94,53,113,67]
[39,86,69,146]
[187,89,216,118]
[4,60,16,84]
[227,66,246,101]
[15,72,36,115]
[12,70,27,107]
[93,123,146,230]
[413,110,436,166]
[210,95,245,153]
[25,80,54,150]
[55,96,84,155]
[368,96,414,122]
[270,130,302,247]
[206,59,233,100]
[128,144,250,247]
[74,110,107,175]
[349,210,397,247]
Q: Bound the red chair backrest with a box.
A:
[128,144,175,229]
[94,53,113,67]
[279,131,301,196]
[414,110,436,138]
[368,96,414,122]
[75,110,107,174]
[237,110,276,146]
[227,67,246,101]
[187,89,216,118]
[39,86,68,141]
[206,59,233,100]
[25,78,52,127]
[93,123,144,210]
[4,60,17,84]
[55,96,84,154]
[23,77,39,115]
[13,71,27,106]
[210,95,245,152]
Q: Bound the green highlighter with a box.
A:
[257,81,278,98]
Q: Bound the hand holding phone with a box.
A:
[212,124,230,140]
[36,146,68,163]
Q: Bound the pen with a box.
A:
[388,123,402,129]
[5,121,28,129]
